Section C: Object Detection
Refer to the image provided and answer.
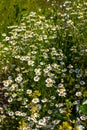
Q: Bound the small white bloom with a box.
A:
[57,88,66,93]
[43,68,49,74]
[20,112,26,117]
[4,92,9,97]
[26,89,32,94]
[80,115,87,121]
[2,33,6,37]
[58,83,64,88]
[8,97,13,103]
[45,78,53,84]
[9,84,18,91]
[3,80,12,87]
[48,110,53,114]
[76,92,82,97]
[41,98,48,103]
[28,60,34,66]
[12,93,17,98]
[38,119,46,126]
[34,68,41,75]
[15,76,23,83]
[58,92,67,97]
[46,83,53,87]
[5,36,10,41]
[32,98,40,104]
[52,120,61,125]
[50,96,56,100]
[34,76,40,82]
[76,125,84,130]
[8,111,14,116]
[15,111,21,116]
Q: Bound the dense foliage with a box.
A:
[0,0,87,129]
[0,0,60,33]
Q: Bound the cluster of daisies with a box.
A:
[0,0,87,130]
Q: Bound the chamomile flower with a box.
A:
[43,68,49,74]
[75,92,82,97]
[45,78,53,84]
[76,125,84,130]
[8,97,13,103]
[34,68,41,75]
[26,89,32,95]
[80,115,87,121]
[41,98,48,103]
[58,92,67,97]
[3,80,12,87]
[38,118,46,126]
[28,60,34,66]
[80,81,85,85]
[32,98,40,104]
[34,76,40,82]
[15,111,21,116]
[9,83,18,91]
[8,111,14,116]
[52,119,61,125]
[46,83,53,87]
[58,83,64,88]
[15,76,23,83]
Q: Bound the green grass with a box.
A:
[0,0,87,130]
[0,0,63,34]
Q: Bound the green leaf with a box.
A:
[54,113,67,120]
[80,104,87,115]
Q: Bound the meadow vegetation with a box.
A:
[0,0,87,129]
[0,0,61,34]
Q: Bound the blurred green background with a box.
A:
[0,0,63,34]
